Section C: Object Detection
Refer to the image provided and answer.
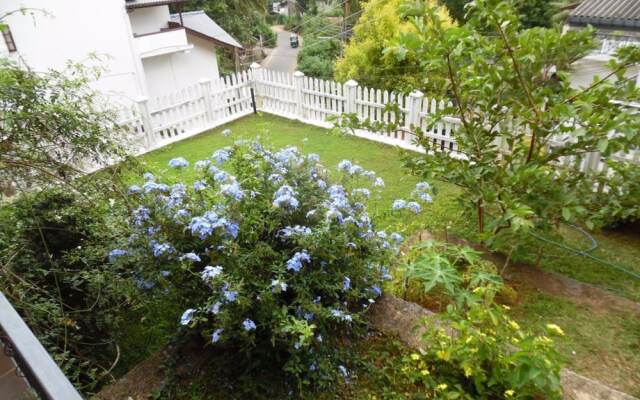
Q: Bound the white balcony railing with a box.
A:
[597,34,640,55]
[134,27,192,59]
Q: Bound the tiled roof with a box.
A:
[125,0,185,10]
[169,11,242,49]
[568,0,640,29]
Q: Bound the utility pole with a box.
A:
[341,0,350,56]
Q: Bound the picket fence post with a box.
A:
[344,79,358,114]
[135,96,154,149]
[250,63,262,111]
[199,78,214,123]
[293,70,305,119]
[406,90,424,131]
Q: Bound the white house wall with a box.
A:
[128,6,170,36]
[142,35,220,98]
[0,0,147,104]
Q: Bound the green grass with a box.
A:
[511,290,640,396]
[122,113,640,392]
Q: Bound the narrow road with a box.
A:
[262,26,301,73]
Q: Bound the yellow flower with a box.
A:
[436,383,448,390]
[505,389,515,397]
[463,365,473,377]
[436,350,448,360]
[508,320,520,330]
[420,369,430,376]
[502,305,511,310]
[411,353,420,361]
[546,323,565,336]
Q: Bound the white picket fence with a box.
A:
[120,64,638,178]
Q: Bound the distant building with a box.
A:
[565,0,640,87]
[0,0,242,102]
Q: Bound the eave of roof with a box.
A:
[568,0,640,30]
[169,11,243,49]
[126,0,186,10]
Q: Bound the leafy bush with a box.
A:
[297,14,342,80]
[0,188,136,393]
[586,161,640,228]
[115,141,427,388]
[394,240,564,398]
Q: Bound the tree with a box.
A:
[342,0,640,247]
[441,0,559,27]
[183,0,274,47]
[0,60,127,195]
[334,0,453,92]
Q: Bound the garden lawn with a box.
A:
[120,113,640,394]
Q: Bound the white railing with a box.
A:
[121,64,638,175]
[597,34,640,55]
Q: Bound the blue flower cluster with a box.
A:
[286,250,311,272]
[169,157,189,169]
[273,185,299,210]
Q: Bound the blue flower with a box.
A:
[133,206,150,226]
[349,165,364,175]
[223,288,238,303]
[143,172,155,181]
[363,170,376,180]
[169,157,189,169]
[128,185,142,194]
[195,160,211,170]
[416,182,431,191]
[268,173,284,184]
[160,270,170,277]
[346,242,357,249]
[174,209,191,220]
[407,201,421,213]
[338,365,349,380]
[374,177,385,187]
[417,191,433,203]
[307,153,320,162]
[278,225,312,238]
[330,309,352,322]
[201,265,223,281]
[151,242,174,257]
[271,279,288,292]
[108,249,126,262]
[286,250,311,272]
[390,233,403,243]
[222,128,232,137]
[380,267,392,281]
[371,285,382,297]
[242,319,256,331]
[392,199,407,210]
[194,180,208,192]
[134,275,155,290]
[343,276,351,291]
[220,180,244,201]
[211,328,224,343]
[180,308,195,325]
[209,302,222,314]
[225,221,239,238]
[337,160,352,172]
[273,185,299,210]
[212,149,230,164]
[180,252,201,263]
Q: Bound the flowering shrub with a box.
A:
[116,142,428,385]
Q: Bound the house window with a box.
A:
[2,26,17,52]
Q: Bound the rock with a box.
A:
[369,295,639,400]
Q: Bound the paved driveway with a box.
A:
[262,26,301,73]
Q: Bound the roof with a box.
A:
[568,0,640,29]
[169,11,242,49]
[126,0,185,10]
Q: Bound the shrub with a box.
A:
[0,188,136,393]
[395,241,564,398]
[115,141,426,388]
